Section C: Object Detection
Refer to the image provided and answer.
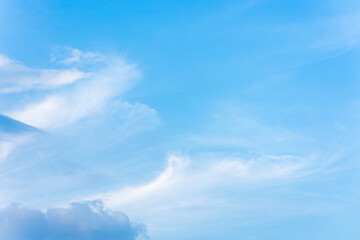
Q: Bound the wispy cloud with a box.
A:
[87,153,308,236]
[98,153,305,206]
[0,114,39,163]
[0,54,88,93]
[58,48,103,65]
[0,136,33,163]
[0,49,158,163]
[0,140,15,162]
[265,12,360,58]
[4,51,139,130]
[307,13,360,51]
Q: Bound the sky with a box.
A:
[0,0,360,239]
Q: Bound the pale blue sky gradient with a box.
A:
[0,0,360,239]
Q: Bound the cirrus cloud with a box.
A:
[0,54,88,93]
[5,51,140,130]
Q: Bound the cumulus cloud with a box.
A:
[0,201,148,240]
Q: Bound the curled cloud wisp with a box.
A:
[87,153,306,235]
[82,153,309,237]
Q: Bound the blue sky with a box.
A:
[0,0,360,239]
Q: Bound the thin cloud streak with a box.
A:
[0,54,88,93]
[98,154,306,208]
[86,153,308,236]
[6,56,139,130]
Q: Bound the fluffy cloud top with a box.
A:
[0,201,147,240]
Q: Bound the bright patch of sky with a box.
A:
[0,0,360,239]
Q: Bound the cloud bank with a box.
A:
[0,201,147,240]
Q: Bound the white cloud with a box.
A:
[59,48,102,65]
[3,52,142,130]
[309,13,360,51]
[87,153,307,236]
[0,201,148,240]
[0,49,157,167]
[0,54,88,93]
[0,133,37,163]
[0,140,15,163]
[98,154,305,208]
[0,113,39,163]
[0,55,13,67]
